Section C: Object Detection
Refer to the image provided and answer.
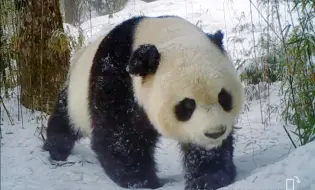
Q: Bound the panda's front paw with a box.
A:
[122,178,162,189]
[43,135,75,161]
[185,172,233,190]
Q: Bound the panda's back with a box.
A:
[66,34,106,137]
[65,15,211,137]
[133,16,207,51]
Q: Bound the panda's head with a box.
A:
[127,16,244,149]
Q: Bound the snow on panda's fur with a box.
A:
[43,15,244,190]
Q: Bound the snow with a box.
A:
[2,0,315,190]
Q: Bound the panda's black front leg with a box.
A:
[181,134,236,190]
[91,118,162,189]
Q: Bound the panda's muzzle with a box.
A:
[204,125,227,139]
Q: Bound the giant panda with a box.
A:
[43,15,245,190]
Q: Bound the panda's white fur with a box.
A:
[66,34,106,137]
[66,16,244,150]
[131,17,244,149]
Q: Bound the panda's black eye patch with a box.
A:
[218,88,233,112]
[174,98,196,122]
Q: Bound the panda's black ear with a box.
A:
[127,44,160,77]
[206,30,224,51]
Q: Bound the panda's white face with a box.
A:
[132,42,244,150]
[131,16,244,149]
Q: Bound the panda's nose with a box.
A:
[204,125,227,139]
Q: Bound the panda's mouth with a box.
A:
[204,125,226,139]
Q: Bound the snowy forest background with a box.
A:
[1,0,315,189]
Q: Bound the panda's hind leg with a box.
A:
[43,87,81,161]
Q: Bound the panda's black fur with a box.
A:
[43,15,236,190]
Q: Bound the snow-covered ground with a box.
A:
[3,83,315,190]
[2,0,315,190]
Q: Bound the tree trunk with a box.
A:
[140,0,157,2]
[17,0,70,114]
[64,0,80,26]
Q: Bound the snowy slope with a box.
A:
[226,140,315,190]
[2,0,314,190]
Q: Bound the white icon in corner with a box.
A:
[286,176,301,190]
[286,179,294,190]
